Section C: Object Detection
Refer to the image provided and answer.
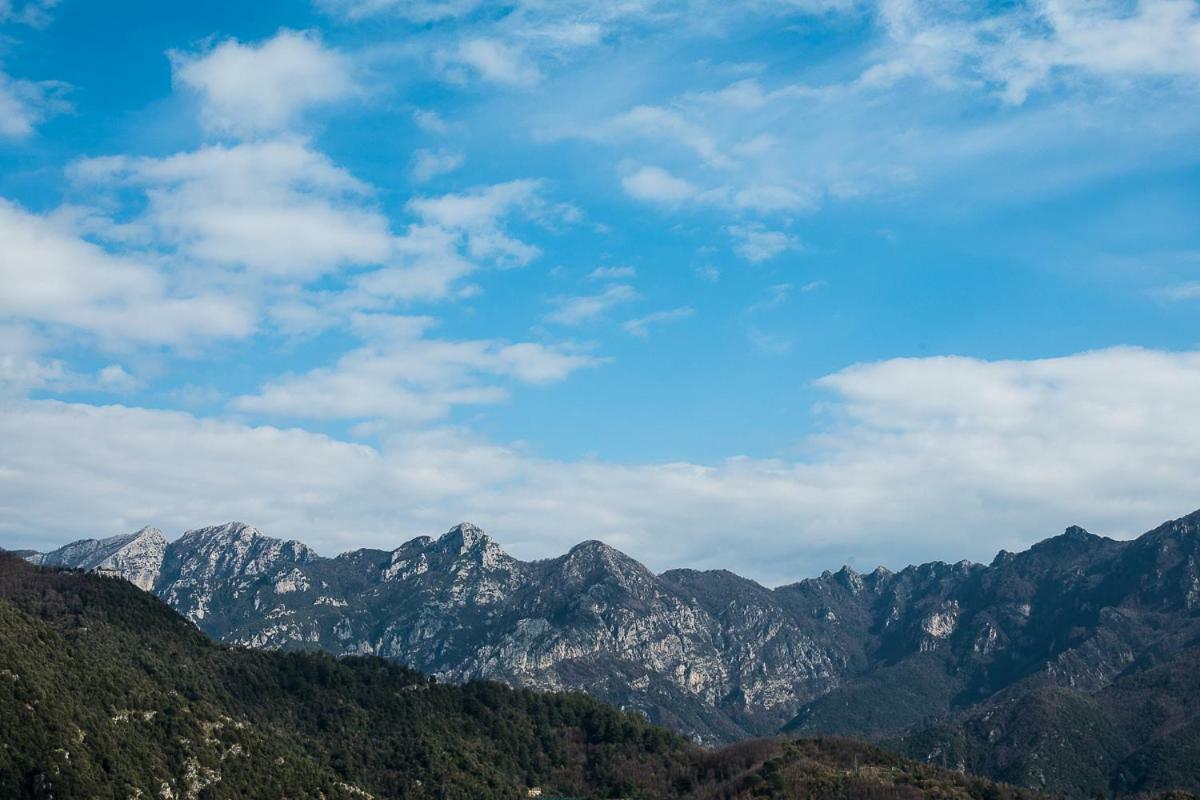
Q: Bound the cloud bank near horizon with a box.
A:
[4,346,1198,585]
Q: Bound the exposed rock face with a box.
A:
[31,526,166,591]
[23,509,1200,774]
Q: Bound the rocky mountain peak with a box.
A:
[30,525,168,591]
[557,539,657,593]
[1062,524,1093,540]
[130,525,166,542]
[1033,524,1102,550]
[438,522,491,552]
[835,565,866,594]
[183,521,260,544]
[430,523,516,576]
[565,539,638,568]
[171,522,316,579]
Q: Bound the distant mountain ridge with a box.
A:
[18,509,1200,796]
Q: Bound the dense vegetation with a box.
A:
[0,553,1056,800]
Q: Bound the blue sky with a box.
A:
[1,0,1199,583]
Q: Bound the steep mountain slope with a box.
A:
[0,553,1043,800]
[28,525,166,590]
[21,509,1200,796]
[785,512,1200,795]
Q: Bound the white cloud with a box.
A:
[5,347,1200,584]
[547,284,640,325]
[0,0,60,26]
[407,179,547,267]
[0,71,67,138]
[97,364,142,392]
[746,327,793,355]
[869,0,1200,105]
[413,108,451,134]
[55,145,555,339]
[171,30,356,135]
[746,283,793,313]
[729,225,799,262]
[0,199,252,346]
[71,140,392,281]
[344,224,477,306]
[622,307,694,337]
[410,148,465,182]
[588,266,636,280]
[447,38,542,87]
[233,315,601,422]
[1154,281,1200,302]
[316,0,482,22]
[0,324,66,395]
[621,165,699,205]
[609,105,730,167]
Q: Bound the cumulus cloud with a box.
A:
[546,284,640,325]
[407,179,551,267]
[67,141,563,321]
[868,0,1200,104]
[233,314,602,422]
[0,324,67,395]
[446,38,541,87]
[171,30,356,135]
[621,165,699,205]
[4,347,1200,584]
[70,140,392,280]
[0,199,252,346]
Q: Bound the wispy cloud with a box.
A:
[746,327,793,355]
[1153,281,1200,302]
[747,283,793,313]
[547,284,639,325]
[622,307,694,337]
[0,71,69,138]
[588,265,636,280]
[729,225,800,262]
[234,314,601,422]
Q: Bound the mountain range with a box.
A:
[17,508,1200,796]
[3,550,1044,800]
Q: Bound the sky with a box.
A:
[1,0,1199,584]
